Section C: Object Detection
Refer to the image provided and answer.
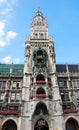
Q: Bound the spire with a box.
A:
[10,63,13,74]
[30,10,48,39]
[36,9,42,16]
[31,10,48,28]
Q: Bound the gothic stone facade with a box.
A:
[0,11,79,130]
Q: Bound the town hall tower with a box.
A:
[20,10,65,130]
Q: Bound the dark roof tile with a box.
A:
[56,64,66,72]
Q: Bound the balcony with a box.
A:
[63,109,78,114]
[30,81,52,86]
[0,110,20,115]
[36,94,46,98]
[36,80,46,84]
[29,94,53,99]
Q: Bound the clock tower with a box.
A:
[20,10,65,130]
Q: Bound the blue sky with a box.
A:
[0,0,79,64]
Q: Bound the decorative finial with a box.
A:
[36,7,42,16]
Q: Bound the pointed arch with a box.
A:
[2,119,17,130]
[34,102,48,115]
[36,87,45,94]
[36,74,45,81]
[65,117,79,130]
[36,88,46,98]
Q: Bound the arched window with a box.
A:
[2,119,17,130]
[36,74,45,81]
[66,118,79,130]
[34,102,48,115]
[36,87,45,94]
[40,33,43,39]
[36,88,46,98]
[34,33,38,39]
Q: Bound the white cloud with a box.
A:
[6,31,17,40]
[1,56,20,64]
[0,0,17,15]
[0,0,7,4]
[0,40,6,47]
[0,0,18,48]
[0,20,17,47]
[0,27,17,47]
[1,56,12,64]
[1,6,12,15]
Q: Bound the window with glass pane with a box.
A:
[2,81,6,89]
[72,80,77,88]
[16,93,20,100]
[15,106,18,110]
[0,81,2,88]
[59,80,63,88]
[61,93,65,101]
[16,81,21,88]
[0,106,1,110]
[0,92,5,100]
[74,91,79,99]
[11,93,15,100]
[9,106,14,110]
[34,33,38,39]
[77,102,79,107]
[13,81,16,88]
[40,33,43,39]
[63,81,67,87]
[65,92,69,101]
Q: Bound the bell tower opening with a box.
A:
[36,74,45,81]
[34,119,49,130]
[34,102,48,115]
[36,87,45,94]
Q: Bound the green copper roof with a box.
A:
[0,64,24,76]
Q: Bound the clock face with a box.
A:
[33,47,47,68]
